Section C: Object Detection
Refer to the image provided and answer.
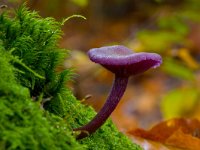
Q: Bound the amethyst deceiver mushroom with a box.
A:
[73,45,162,139]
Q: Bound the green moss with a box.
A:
[0,4,141,150]
[52,90,141,150]
[0,48,83,150]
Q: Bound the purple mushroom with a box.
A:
[74,45,162,139]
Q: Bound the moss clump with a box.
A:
[0,47,83,149]
[0,4,141,150]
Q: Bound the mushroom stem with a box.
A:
[74,75,128,139]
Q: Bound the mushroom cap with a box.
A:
[88,45,162,77]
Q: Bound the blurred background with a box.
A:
[2,0,200,133]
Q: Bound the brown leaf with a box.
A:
[166,129,200,150]
[128,118,200,150]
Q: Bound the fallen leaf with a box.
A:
[166,129,200,150]
[128,118,200,150]
[129,136,183,150]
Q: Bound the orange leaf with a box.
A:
[128,118,200,150]
[166,129,200,150]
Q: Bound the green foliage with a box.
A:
[135,0,200,53]
[133,0,200,119]
[70,0,89,7]
[136,14,189,52]
[161,88,199,119]
[161,58,195,80]
[136,30,185,52]
[157,16,189,35]
[0,4,141,150]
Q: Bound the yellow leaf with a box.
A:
[178,48,199,70]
